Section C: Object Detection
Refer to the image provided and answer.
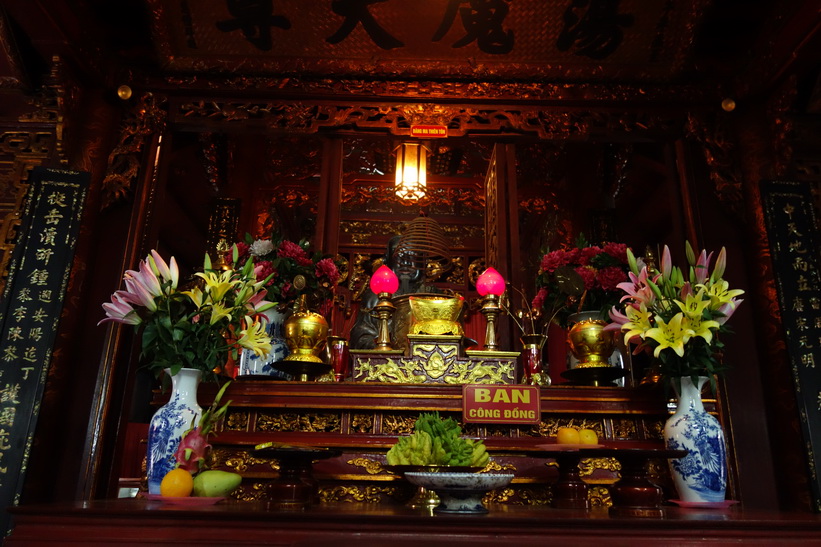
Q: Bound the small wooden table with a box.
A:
[533,447,687,516]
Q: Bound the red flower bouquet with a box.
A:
[532,238,631,328]
[229,233,340,311]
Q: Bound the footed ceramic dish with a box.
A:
[404,472,514,514]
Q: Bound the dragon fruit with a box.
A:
[175,426,211,472]
[173,381,232,473]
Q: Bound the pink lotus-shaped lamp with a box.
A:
[370,265,399,351]
[476,267,505,351]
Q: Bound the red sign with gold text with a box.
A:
[410,124,448,138]
[462,385,541,424]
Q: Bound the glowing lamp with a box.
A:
[476,267,505,296]
[370,265,399,295]
[395,142,429,202]
[370,265,399,351]
[477,267,505,351]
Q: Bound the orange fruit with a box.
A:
[579,428,599,445]
[556,427,580,444]
[160,467,194,497]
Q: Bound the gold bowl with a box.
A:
[408,295,465,336]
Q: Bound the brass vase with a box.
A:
[277,296,332,381]
[566,311,614,368]
[283,299,329,363]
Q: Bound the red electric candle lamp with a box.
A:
[476,267,505,351]
[370,265,399,351]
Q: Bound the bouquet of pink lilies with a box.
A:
[606,242,744,390]
[99,250,274,381]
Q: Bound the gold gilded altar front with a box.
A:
[183,380,686,507]
[351,334,519,384]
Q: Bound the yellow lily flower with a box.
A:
[683,313,720,345]
[622,303,653,344]
[698,279,745,310]
[645,312,693,358]
[209,302,233,325]
[196,270,236,302]
[182,287,204,309]
[237,317,272,357]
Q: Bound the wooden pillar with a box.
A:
[316,137,343,255]
[484,143,520,348]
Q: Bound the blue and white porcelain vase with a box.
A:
[146,367,202,494]
[237,307,291,379]
[663,376,727,503]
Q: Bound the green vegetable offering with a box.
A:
[386,412,490,468]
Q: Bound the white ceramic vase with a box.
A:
[146,367,202,494]
[236,307,291,378]
[663,376,727,503]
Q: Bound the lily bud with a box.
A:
[685,240,696,266]
[627,248,639,275]
[712,247,727,282]
[661,245,672,279]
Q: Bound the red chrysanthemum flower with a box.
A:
[278,240,309,261]
[253,260,276,285]
[597,266,629,291]
[578,245,602,265]
[315,258,340,286]
[540,250,569,272]
[602,242,628,263]
[531,287,548,310]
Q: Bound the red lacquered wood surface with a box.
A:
[7,499,821,546]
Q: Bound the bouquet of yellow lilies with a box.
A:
[606,242,744,390]
[100,250,274,382]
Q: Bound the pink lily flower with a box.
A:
[661,245,672,279]
[245,291,274,315]
[678,282,694,301]
[716,299,743,325]
[123,275,158,312]
[604,306,629,331]
[149,249,179,289]
[98,291,141,326]
[617,267,658,308]
[694,249,713,284]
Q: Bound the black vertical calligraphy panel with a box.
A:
[761,179,821,511]
[0,167,89,536]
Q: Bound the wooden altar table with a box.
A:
[7,499,821,546]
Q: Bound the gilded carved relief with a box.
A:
[100,92,168,209]
[381,414,419,436]
[173,99,681,141]
[223,410,249,431]
[685,112,743,220]
[349,413,374,434]
[256,412,342,433]
[319,485,401,504]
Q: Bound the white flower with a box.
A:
[250,239,275,257]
